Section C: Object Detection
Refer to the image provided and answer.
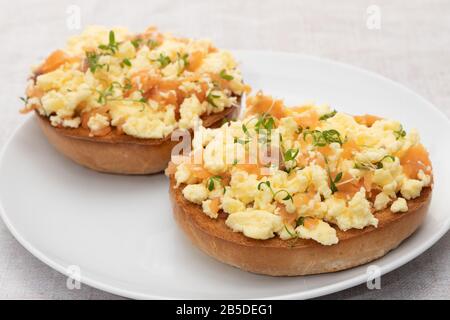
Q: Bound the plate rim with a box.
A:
[1,50,449,300]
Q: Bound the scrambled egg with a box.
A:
[171,93,432,246]
[225,210,283,240]
[87,113,109,133]
[22,26,247,139]
[296,220,338,246]
[182,184,208,204]
[391,197,408,213]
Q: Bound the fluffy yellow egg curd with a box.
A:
[167,92,433,245]
[21,26,248,139]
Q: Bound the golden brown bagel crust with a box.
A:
[169,175,432,276]
[36,105,240,175]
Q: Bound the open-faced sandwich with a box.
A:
[166,92,433,276]
[21,26,248,174]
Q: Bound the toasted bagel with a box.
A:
[169,175,431,276]
[24,25,248,175]
[36,105,239,175]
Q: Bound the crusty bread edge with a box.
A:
[169,175,431,276]
[36,105,240,175]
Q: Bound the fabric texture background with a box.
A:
[0,0,448,299]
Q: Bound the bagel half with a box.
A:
[36,105,240,175]
[169,175,431,276]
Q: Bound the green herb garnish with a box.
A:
[219,69,234,80]
[354,162,372,170]
[257,181,293,203]
[96,84,116,105]
[394,126,406,140]
[323,156,342,194]
[355,155,396,170]
[376,155,395,169]
[303,129,343,146]
[156,53,171,68]
[284,225,297,238]
[19,96,29,105]
[329,171,342,194]
[147,39,160,50]
[178,52,189,67]
[206,91,221,108]
[254,114,275,133]
[319,110,337,121]
[98,30,119,54]
[207,176,222,191]
[234,137,250,145]
[242,124,250,136]
[284,148,299,162]
[322,129,343,145]
[123,78,133,91]
[296,217,305,227]
[121,58,132,67]
[274,190,294,202]
[131,39,142,49]
[257,181,271,191]
[86,51,105,73]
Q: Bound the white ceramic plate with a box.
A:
[1,51,449,300]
